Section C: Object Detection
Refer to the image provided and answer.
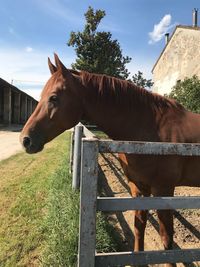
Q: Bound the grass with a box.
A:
[0,132,70,266]
[42,137,121,267]
[0,130,122,267]
[42,151,80,266]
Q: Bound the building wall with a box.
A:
[0,89,3,122]
[152,27,200,95]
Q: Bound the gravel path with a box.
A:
[0,125,23,161]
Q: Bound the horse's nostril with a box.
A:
[23,136,31,148]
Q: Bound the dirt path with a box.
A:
[98,153,200,267]
[0,125,23,161]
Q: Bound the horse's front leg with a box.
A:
[152,186,176,267]
[129,181,150,251]
[133,208,148,251]
[118,154,150,251]
[157,209,174,250]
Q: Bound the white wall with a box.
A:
[152,27,200,95]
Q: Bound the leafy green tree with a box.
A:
[132,71,153,89]
[68,6,131,79]
[167,75,200,113]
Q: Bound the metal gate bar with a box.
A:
[72,124,200,267]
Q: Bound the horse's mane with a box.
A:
[79,71,185,114]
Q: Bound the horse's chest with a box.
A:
[118,153,182,186]
[118,154,156,183]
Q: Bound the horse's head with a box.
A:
[20,54,83,153]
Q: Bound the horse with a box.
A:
[20,54,200,267]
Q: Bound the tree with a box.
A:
[132,71,153,89]
[167,75,200,113]
[68,6,131,79]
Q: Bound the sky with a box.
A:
[0,0,199,100]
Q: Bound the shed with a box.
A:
[0,78,38,124]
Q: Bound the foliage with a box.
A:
[68,6,131,79]
[132,71,153,89]
[167,75,200,113]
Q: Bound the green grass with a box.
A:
[0,132,70,267]
[42,138,121,267]
[0,130,122,267]
[96,212,122,253]
[42,154,80,267]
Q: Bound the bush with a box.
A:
[167,75,200,113]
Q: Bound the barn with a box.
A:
[152,9,200,95]
[0,78,38,125]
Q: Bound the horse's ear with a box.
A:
[54,53,70,74]
[48,57,57,74]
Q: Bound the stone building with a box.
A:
[152,9,200,95]
[0,78,38,125]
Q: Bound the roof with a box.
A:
[0,77,38,102]
[152,25,200,73]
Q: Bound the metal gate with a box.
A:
[71,123,200,267]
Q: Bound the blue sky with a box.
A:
[0,0,199,100]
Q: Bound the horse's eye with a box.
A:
[49,95,58,103]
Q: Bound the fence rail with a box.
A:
[97,196,200,211]
[95,249,200,266]
[99,139,200,155]
[70,123,200,267]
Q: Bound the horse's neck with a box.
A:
[82,92,158,141]
[175,111,200,143]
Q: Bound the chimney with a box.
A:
[192,8,198,27]
[165,33,169,44]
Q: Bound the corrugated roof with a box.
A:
[152,25,200,73]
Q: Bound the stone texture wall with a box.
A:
[152,27,200,95]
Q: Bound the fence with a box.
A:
[70,123,200,267]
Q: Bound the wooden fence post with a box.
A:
[78,138,99,267]
[72,123,83,189]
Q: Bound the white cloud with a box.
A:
[20,88,42,101]
[0,46,76,101]
[148,14,175,44]
[0,48,49,81]
[25,46,33,52]
[0,47,50,100]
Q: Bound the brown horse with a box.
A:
[20,54,200,266]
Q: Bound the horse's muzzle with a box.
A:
[20,134,44,154]
[22,136,31,149]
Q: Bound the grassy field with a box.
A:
[0,131,121,267]
[0,132,71,266]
